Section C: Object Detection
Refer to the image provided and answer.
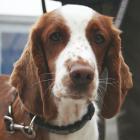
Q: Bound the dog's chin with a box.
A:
[54,90,95,101]
[62,94,87,100]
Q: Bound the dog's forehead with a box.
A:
[57,5,97,31]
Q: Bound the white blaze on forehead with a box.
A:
[59,5,96,34]
[57,5,98,66]
[59,5,96,60]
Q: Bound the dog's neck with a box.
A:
[50,98,89,126]
[11,94,98,140]
[49,99,98,140]
[13,96,90,126]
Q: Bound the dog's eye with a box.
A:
[94,33,105,44]
[49,32,62,42]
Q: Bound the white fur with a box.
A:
[51,98,88,126]
[50,98,99,140]
[50,5,99,140]
[49,104,99,140]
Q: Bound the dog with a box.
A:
[0,5,133,140]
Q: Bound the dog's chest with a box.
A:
[49,117,98,140]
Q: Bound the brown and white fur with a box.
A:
[0,4,133,140]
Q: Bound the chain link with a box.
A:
[4,106,36,139]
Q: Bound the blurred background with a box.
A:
[0,0,139,140]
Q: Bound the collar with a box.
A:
[4,102,95,136]
[30,103,95,135]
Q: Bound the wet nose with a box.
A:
[70,64,94,86]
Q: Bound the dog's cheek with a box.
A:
[52,54,69,97]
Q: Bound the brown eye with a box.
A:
[49,32,62,42]
[94,34,105,44]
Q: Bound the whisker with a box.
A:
[99,77,115,80]
[31,79,54,86]
[40,72,55,76]
[46,82,54,97]
[96,85,105,105]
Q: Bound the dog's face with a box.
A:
[41,5,112,100]
[10,5,133,120]
[51,5,99,100]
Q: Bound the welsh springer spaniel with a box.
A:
[0,5,132,140]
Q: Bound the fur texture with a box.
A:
[0,5,133,140]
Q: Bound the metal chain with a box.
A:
[4,105,36,138]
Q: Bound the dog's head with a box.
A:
[10,5,133,120]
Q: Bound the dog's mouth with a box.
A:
[53,83,96,101]
[61,93,87,100]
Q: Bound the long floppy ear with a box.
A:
[10,17,57,120]
[120,55,133,103]
[101,24,133,118]
[10,45,43,115]
[31,26,57,120]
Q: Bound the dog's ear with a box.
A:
[120,55,133,102]
[101,23,133,118]
[10,16,57,120]
[31,26,57,120]
[10,45,43,115]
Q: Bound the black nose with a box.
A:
[70,64,94,86]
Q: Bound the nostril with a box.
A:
[87,73,94,81]
[70,71,82,83]
[73,72,81,79]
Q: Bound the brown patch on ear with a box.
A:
[31,27,57,120]
[10,46,43,115]
[101,18,133,118]
[10,14,57,121]
[120,55,133,102]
